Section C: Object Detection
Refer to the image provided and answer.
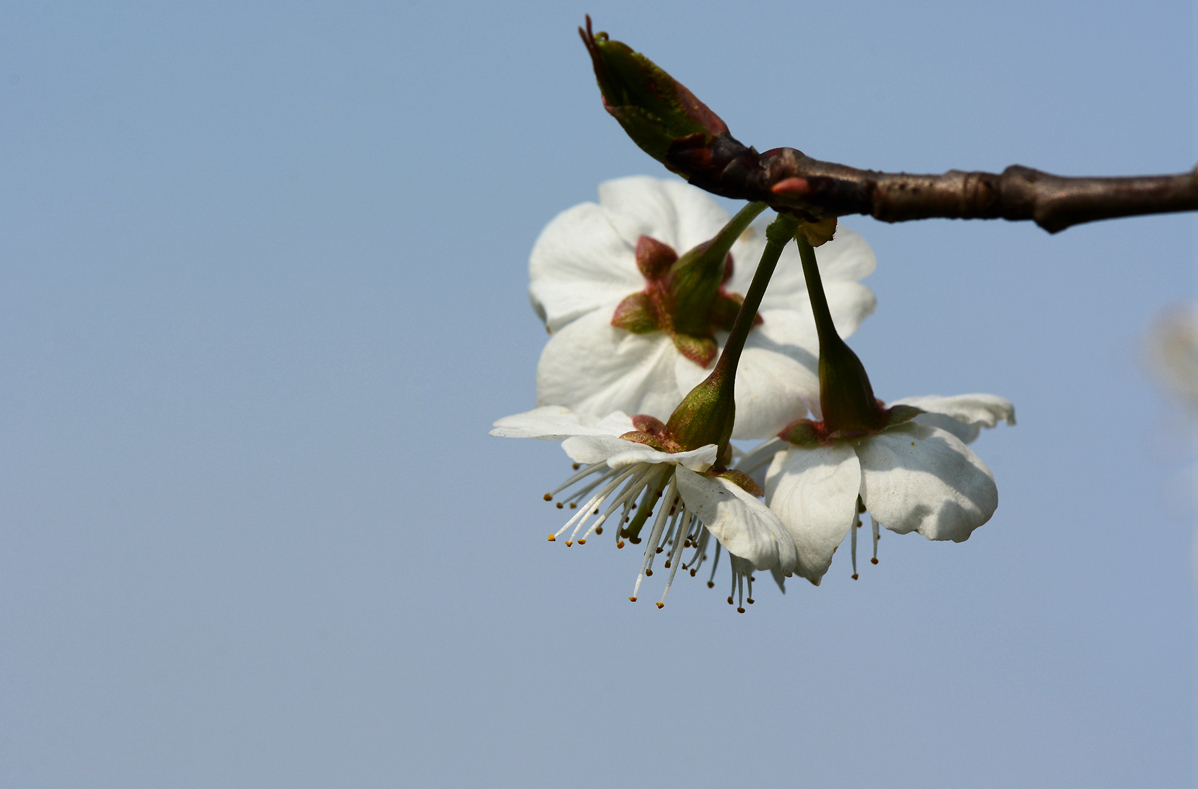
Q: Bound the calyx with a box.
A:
[610,234,759,367]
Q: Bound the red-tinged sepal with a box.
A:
[883,404,925,429]
[779,403,929,447]
[672,332,717,367]
[635,235,678,279]
[777,419,825,447]
[610,292,662,334]
[617,429,672,452]
[714,468,762,497]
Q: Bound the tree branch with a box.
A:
[581,18,1198,234]
[676,139,1198,234]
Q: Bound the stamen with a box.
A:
[567,464,667,547]
[628,468,674,602]
[850,508,859,580]
[871,514,880,565]
[574,468,646,543]
[552,473,623,541]
[657,511,693,608]
[636,472,677,582]
[548,461,609,497]
[729,556,753,613]
[685,528,710,577]
[707,542,722,589]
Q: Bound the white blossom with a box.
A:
[492,406,796,609]
[750,395,1014,584]
[529,176,877,440]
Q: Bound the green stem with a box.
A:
[795,234,839,349]
[670,201,768,330]
[714,211,799,377]
[706,200,769,263]
[663,210,794,456]
[795,234,884,433]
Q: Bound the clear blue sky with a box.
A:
[1,1,1193,786]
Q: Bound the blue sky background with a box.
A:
[1,1,1194,786]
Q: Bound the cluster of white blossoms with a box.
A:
[493,176,1013,610]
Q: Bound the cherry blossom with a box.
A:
[491,406,796,610]
[529,176,876,439]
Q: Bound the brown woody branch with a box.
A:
[674,136,1198,234]
[580,19,1198,234]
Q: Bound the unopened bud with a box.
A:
[580,17,730,172]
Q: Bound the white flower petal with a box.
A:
[730,223,876,308]
[727,346,819,440]
[810,224,877,282]
[724,226,771,296]
[674,466,796,573]
[606,443,717,471]
[490,406,631,439]
[536,309,683,423]
[528,203,645,333]
[598,176,731,253]
[672,309,821,440]
[858,422,998,542]
[894,393,1015,445]
[593,411,640,434]
[820,281,877,339]
[734,437,788,482]
[561,434,640,464]
[764,443,861,584]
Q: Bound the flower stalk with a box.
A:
[669,200,767,336]
[665,211,798,456]
[795,233,886,436]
